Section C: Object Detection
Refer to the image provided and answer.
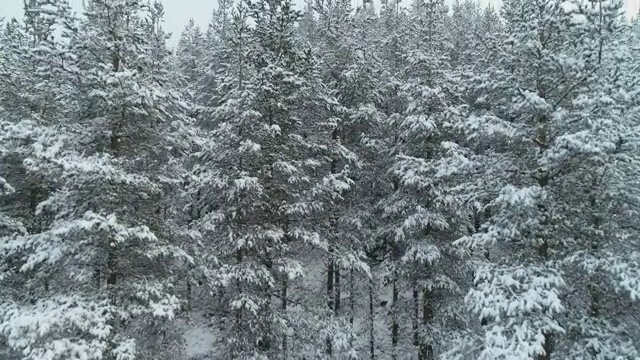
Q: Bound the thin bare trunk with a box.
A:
[369,278,375,360]
[418,289,434,360]
[335,267,341,313]
[350,268,355,327]
[413,282,419,347]
[282,278,288,359]
[391,270,398,360]
[326,255,334,355]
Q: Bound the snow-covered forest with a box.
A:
[2,0,640,359]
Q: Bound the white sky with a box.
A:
[0,0,638,47]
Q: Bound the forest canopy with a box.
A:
[1,0,640,359]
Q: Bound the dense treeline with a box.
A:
[2,0,640,359]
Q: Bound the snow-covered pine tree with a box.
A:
[0,5,54,245]
[448,1,481,72]
[190,0,367,355]
[0,5,72,336]
[0,119,65,360]
[1,5,77,360]
[207,0,232,48]
[313,0,396,356]
[187,1,261,357]
[1,1,193,359]
[451,0,640,358]
[0,9,76,358]
[176,19,206,107]
[376,0,474,358]
[476,3,502,67]
[298,0,316,45]
[0,0,75,126]
[558,1,640,357]
[0,17,34,124]
[195,0,233,124]
[141,0,200,326]
[374,1,412,358]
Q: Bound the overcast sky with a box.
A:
[0,0,638,47]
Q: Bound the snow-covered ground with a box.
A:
[177,313,217,360]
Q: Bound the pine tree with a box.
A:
[452,1,640,359]
[448,0,482,71]
[376,0,474,358]
[188,1,261,356]
[1,1,192,359]
[313,0,396,356]
[0,119,63,360]
[195,0,233,122]
[176,19,206,106]
[0,8,76,359]
[190,0,368,356]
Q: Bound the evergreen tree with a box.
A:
[0,7,75,359]
[452,1,640,358]
[313,0,396,356]
[377,1,475,358]
[195,0,233,122]
[1,1,192,359]
[176,19,206,105]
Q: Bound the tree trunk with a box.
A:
[349,268,355,349]
[391,270,398,360]
[327,125,340,354]
[260,256,273,354]
[104,244,118,360]
[350,268,355,327]
[369,277,375,360]
[282,278,288,359]
[418,289,434,360]
[326,255,334,355]
[534,116,554,360]
[536,332,553,360]
[107,248,117,288]
[103,49,122,360]
[186,277,192,312]
[94,269,100,289]
[335,267,341,313]
[413,282,419,347]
